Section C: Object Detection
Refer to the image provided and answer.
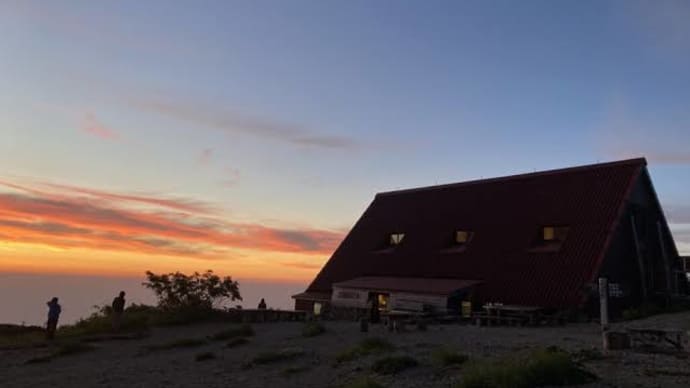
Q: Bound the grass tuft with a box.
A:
[195,351,217,362]
[145,338,206,351]
[342,376,386,388]
[456,348,596,388]
[24,355,53,364]
[371,355,418,375]
[302,321,326,337]
[53,342,97,356]
[281,365,311,376]
[432,347,468,366]
[209,324,254,341]
[23,341,96,365]
[226,337,251,348]
[336,337,394,363]
[251,347,304,365]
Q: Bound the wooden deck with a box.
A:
[223,309,307,323]
[472,304,565,327]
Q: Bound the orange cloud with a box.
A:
[0,179,343,260]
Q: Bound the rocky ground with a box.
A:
[1,312,689,388]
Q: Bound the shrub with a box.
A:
[457,348,596,388]
[54,342,97,356]
[226,337,251,348]
[432,347,468,366]
[336,338,394,363]
[281,365,311,376]
[371,355,418,374]
[342,376,386,388]
[25,342,96,364]
[24,355,52,364]
[571,347,604,362]
[302,322,326,337]
[195,351,217,362]
[59,305,151,337]
[251,347,304,365]
[0,325,45,348]
[622,302,662,321]
[145,338,207,351]
[143,270,241,311]
[210,324,254,341]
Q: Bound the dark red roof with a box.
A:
[305,158,646,308]
[333,277,482,296]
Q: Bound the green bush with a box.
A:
[432,347,468,366]
[195,351,216,362]
[371,355,418,374]
[622,302,662,321]
[209,324,254,341]
[226,337,251,348]
[0,325,45,348]
[145,338,207,351]
[302,322,326,337]
[457,348,596,388]
[281,365,311,376]
[25,342,96,364]
[143,270,241,311]
[342,376,386,388]
[53,342,97,356]
[336,337,394,363]
[251,347,304,365]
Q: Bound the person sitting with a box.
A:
[257,298,267,310]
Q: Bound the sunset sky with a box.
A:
[1,0,690,289]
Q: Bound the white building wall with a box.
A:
[332,287,450,313]
[331,286,368,308]
[389,292,448,313]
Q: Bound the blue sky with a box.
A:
[0,0,688,281]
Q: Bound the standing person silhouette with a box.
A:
[111,291,126,332]
[257,298,267,310]
[46,297,61,340]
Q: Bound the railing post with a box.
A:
[599,277,609,352]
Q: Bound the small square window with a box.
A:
[390,233,405,245]
[542,226,569,242]
[455,230,472,244]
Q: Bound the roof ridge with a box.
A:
[377,157,647,197]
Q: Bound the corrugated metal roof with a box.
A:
[304,158,646,308]
[333,276,481,296]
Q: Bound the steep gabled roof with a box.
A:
[306,158,647,308]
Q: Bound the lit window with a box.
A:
[390,233,405,245]
[542,226,569,242]
[455,230,472,244]
[530,226,570,252]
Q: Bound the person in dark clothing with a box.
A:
[111,291,126,331]
[46,297,61,340]
[257,298,267,310]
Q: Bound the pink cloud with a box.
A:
[0,178,344,257]
[82,113,119,141]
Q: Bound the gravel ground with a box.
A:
[1,311,689,388]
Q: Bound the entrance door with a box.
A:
[368,292,389,323]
